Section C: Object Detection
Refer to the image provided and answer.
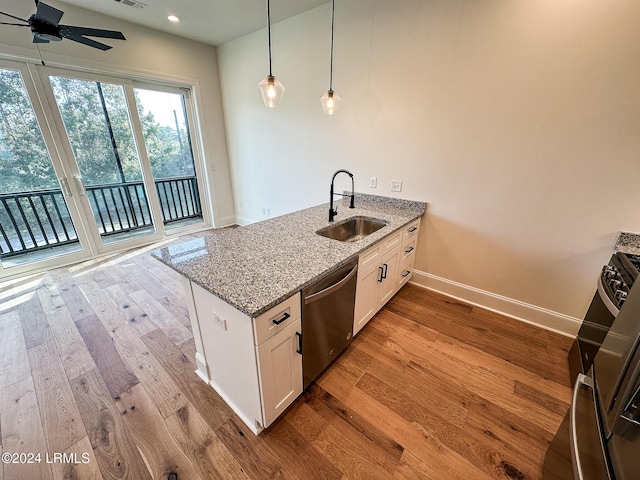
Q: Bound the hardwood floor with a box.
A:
[0,235,574,480]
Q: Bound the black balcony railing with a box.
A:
[86,181,154,236]
[0,176,203,258]
[155,176,202,225]
[0,189,79,258]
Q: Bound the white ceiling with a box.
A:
[56,0,328,46]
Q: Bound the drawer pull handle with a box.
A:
[405,246,414,254]
[296,332,302,355]
[402,270,411,278]
[382,263,388,280]
[378,266,384,282]
[272,312,290,325]
[408,226,418,233]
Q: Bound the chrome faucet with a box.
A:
[329,169,355,222]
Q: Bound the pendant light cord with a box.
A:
[329,0,335,91]
[267,0,273,76]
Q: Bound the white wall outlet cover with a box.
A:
[369,176,377,188]
[391,180,402,192]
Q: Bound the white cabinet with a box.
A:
[256,319,302,427]
[353,219,420,336]
[187,284,302,434]
[253,295,302,428]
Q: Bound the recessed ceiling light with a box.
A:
[167,15,180,23]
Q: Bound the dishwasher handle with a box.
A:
[304,263,358,305]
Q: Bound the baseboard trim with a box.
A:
[215,215,237,228]
[410,269,580,338]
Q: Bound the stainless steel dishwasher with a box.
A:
[301,258,358,389]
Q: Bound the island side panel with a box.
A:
[190,282,264,434]
[182,277,210,383]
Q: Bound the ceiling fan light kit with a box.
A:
[257,0,285,108]
[0,0,126,51]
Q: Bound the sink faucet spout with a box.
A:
[329,169,355,222]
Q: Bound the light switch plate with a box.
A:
[369,176,377,188]
[391,180,402,192]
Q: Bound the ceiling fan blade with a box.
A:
[61,32,113,51]
[60,25,125,40]
[35,2,63,27]
[0,22,28,26]
[0,10,28,23]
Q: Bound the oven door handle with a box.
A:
[570,373,594,480]
[597,276,620,317]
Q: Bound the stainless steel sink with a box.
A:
[316,216,387,242]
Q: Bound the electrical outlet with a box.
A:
[369,176,377,188]
[266,208,271,216]
[213,312,227,331]
[391,180,402,192]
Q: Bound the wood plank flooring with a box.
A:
[0,234,574,479]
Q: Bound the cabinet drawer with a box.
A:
[401,237,417,263]
[398,259,414,288]
[254,293,300,345]
[384,230,402,253]
[402,219,421,241]
[359,243,382,272]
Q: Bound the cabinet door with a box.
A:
[256,318,302,427]
[354,263,381,336]
[378,248,400,306]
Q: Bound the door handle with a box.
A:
[59,177,72,196]
[382,263,388,279]
[74,176,86,196]
[378,266,384,282]
[295,332,302,355]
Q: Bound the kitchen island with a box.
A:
[152,193,426,433]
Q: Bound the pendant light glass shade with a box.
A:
[320,90,341,115]
[258,0,284,107]
[258,75,285,108]
[321,0,339,115]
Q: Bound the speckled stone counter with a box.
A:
[152,193,426,318]
[615,232,640,255]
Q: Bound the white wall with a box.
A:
[0,0,236,226]
[218,0,640,330]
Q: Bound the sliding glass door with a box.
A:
[0,61,86,271]
[47,74,163,248]
[0,62,207,278]
[134,87,203,230]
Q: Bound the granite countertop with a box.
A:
[152,193,426,317]
[615,232,640,256]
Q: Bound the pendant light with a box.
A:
[320,0,340,115]
[257,0,285,107]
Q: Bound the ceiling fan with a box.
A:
[0,0,126,51]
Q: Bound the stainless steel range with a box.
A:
[568,252,639,382]
[545,251,640,479]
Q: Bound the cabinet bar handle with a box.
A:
[402,270,411,278]
[405,246,414,254]
[382,263,388,279]
[295,332,302,354]
[272,312,290,325]
[378,266,384,282]
[408,226,418,233]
